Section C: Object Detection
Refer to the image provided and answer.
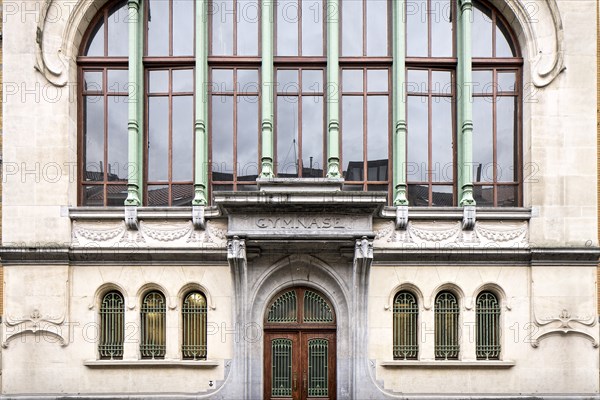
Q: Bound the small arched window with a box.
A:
[99,290,125,360]
[140,291,166,359]
[476,291,501,360]
[182,291,208,360]
[435,291,459,360]
[393,291,418,360]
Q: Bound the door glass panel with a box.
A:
[267,291,298,323]
[271,339,293,397]
[303,290,334,323]
[308,339,329,397]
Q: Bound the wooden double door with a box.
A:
[264,288,337,400]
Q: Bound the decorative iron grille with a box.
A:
[476,291,501,360]
[308,339,329,397]
[271,338,293,397]
[140,291,166,359]
[393,291,418,360]
[99,291,124,359]
[303,290,334,323]
[182,291,207,360]
[267,290,297,323]
[435,291,459,360]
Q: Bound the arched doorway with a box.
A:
[264,287,337,400]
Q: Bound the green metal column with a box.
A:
[125,0,142,206]
[193,0,209,205]
[458,0,476,206]
[393,0,408,205]
[326,0,341,178]
[259,0,275,178]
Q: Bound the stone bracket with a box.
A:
[125,206,139,230]
[395,205,408,230]
[192,205,206,230]
[462,205,476,230]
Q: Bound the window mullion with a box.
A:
[392,0,408,206]
[326,0,341,178]
[458,0,476,206]
[193,0,209,205]
[260,0,275,178]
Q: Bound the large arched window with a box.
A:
[140,290,166,359]
[476,291,501,360]
[99,290,125,360]
[78,0,521,207]
[434,291,460,360]
[182,291,208,360]
[393,291,419,360]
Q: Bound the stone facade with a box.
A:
[1,0,599,399]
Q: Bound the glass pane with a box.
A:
[472,4,493,57]
[173,0,194,56]
[147,185,169,206]
[302,97,324,177]
[431,98,452,182]
[84,71,103,92]
[277,70,300,94]
[367,70,388,93]
[84,186,104,206]
[148,97,169,181]
[498,72,516,93]
[408,184,429,206]
[302,70,323,93]
[85,97,105,181]
[497,185,518,207]
[343,184,363,191]
[342,70,363,93]
[432,71,451,95]
[342,0,362,56]
[368,184,388,192]
[407,69,428,94]
[472,70,493,95]
[431,0,452,57]
[212,96,234,181]
[432,185,454,206]
[107,4,128,56]
[277,97,299,177]
[107,185,128,206]
[271,339,293,397]
[496,19,516,57]
[407,96,428,182]
[237,97,259,181]
[148,0,170,56]
[277,0,299,56]
[107,98,128,181]
[308,339,329,397]
[212,0,234,55]
[366,0,387,56]
[172,184,194,206]
[472,97,493,183]
[149,70,169,93]
[85,20,104,56]
[342,96,363,181]
[107,70,128,93]
[474,185,494,206]
[173,69,194,93]
[212,184,233,192]
[238,184,259,191]
[172,96,194,182]
[406,0,427,57]
[238,0,260,55]
[238,69,260,94]
[302,0,324,56]
[496,97,516,182]
[367,96,388,181]
[211,69,234,93]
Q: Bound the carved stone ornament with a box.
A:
[531,308,598,348]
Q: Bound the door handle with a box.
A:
[293,373,297,391]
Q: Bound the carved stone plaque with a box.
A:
[228,213,373,239]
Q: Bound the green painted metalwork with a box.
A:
[326,0,341,178]
[458,0,476,206]
[140,291,166,359]
[125,0,142,206]
[271,339,293,397]
[99,291,125,360]
[267,291,297,323]
[476,292,501,360]
[260,0,275,178]
[393,291,418,360]
[434,291,459,360]
[392,0,408,205]
[303,290,334,323]
[193,0,209,205]
[308,339,329,397]
[182,291,207,360]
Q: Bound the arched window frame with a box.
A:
[434,290,460,360]
[140,290,167,359]
[98,290,125,360]
[392,291,419,360]
[181,290,208,360]
[475,290,501,360]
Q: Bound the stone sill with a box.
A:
[68,206,221,220]
[380,360,516,368]
[84,359,219,368]
[380,206,532,220]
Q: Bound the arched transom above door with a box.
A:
[265,287,336,328]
